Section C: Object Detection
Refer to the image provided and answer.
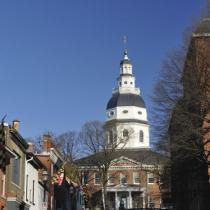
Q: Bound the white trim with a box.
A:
[192,33,210,37]
[5,146,17,158]
[107,185,145,192]
[11,181,21,189]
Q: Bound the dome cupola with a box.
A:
[105,47,150,149]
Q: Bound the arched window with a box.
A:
[139,130,144,142]
[109,130,113,144]
[123,129,129,138]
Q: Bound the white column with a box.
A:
[142,192,146,208]
[129,191,132,209]
[115,191,118,209]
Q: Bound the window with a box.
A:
[108,174,115,185]
[130,82,133,85]
[122,110,128,114]
[120,173,127,184]
[94,173,101,185]
[109,130,113,144]
[139,130,144,142]
[110,111,114,116]
[124,81,127,84]
[83,170,89,184]
[123,129,129,138]
[147,173,154,184]
[138,111,142,115]
[12,155,20,185]
[133,172,140,184]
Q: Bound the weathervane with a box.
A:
[123,35,127,49]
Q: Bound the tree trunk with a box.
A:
[102,186,106,210]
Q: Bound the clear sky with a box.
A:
[0,0,206,138]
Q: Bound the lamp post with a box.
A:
[69,184,75,210]
[42,170,49,203]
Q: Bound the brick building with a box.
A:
[170,18,210,210]
[0,122,16,210]
[76,49,166,209]
[4,120,29,210]
[36,134,65,210]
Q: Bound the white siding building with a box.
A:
[24,152,46,210]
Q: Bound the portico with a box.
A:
[107,184,145,209]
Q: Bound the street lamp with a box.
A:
[42,170,49,202]
[69,184,75,210]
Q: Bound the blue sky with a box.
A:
[0,0,206,138]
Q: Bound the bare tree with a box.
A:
[79,120,132,210]
[151,14,210,209]
[55,131,80,163]
[29,130,80,163]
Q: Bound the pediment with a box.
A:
[110,156,140,167]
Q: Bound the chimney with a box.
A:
[43,134,53,152]
[12,120,20,130]
[27,142,34,153]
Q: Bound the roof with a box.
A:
[10,128,28,151]
[106,93,146,110]
[120,59,131,65]
[194,18,210,35]
[26,152,47,170]
[75,149,167,166]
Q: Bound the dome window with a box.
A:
[122,110,128,114]
[110,111,114,116]
[109,130,113,144]
[138,111,142,115]
[139,130,144,142]
[123,129,129,138]
[107,110,115,118]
